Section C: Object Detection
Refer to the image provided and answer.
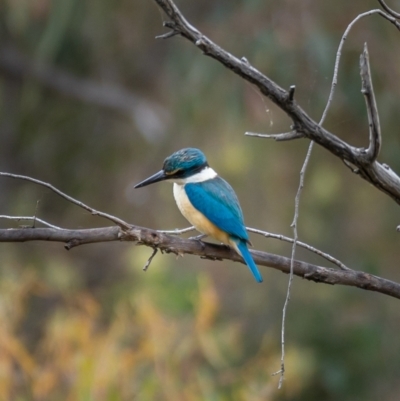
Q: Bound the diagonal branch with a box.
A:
[248,228,349,271]
[0,172,131,229]
[153,0,400,206]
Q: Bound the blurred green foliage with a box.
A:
[1,0,400,399]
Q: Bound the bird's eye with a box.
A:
[165,169,181,176]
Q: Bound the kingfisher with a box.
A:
[134,148,263,283]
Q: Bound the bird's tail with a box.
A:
[231,239,263,283]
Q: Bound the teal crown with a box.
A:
[163,148,208,177]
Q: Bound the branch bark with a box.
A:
[153,0,400,205]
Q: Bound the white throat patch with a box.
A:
[172,167,217,184]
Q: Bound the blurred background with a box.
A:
[0,0,400,399]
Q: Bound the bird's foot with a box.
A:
[189,234,207,241]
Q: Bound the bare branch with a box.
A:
[320,9,398,126]
[360,43,381,164]
[0,172,131,229]
[0,225,399,299]
[270,5,378,383]
[275,7,370,369]
[274,139,314,387]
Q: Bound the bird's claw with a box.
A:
[189,234,207,241]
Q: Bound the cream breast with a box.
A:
[173,183,230,244]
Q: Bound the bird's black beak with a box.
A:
[134,170,167,188]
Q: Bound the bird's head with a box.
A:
[134,148,209,188]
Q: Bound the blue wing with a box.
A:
[185,177,249,241]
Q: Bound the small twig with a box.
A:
[245,131,304,141]
[0,215,64,230]
[155,0,201,39]
[158,226,195,235]
[32,200,40,228]
[360,43,381,164]
[343,159,360,173]
[247,228,349,271]
[0,172,131,229]
[143,248,159,271]
[288,85,296,101]
[189,234,207,240]
[377,0,400,19]
[156,30,180,40]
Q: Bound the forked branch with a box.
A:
[153,0,400,206]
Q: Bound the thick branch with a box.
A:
[153,0,400,205]
[0,226,121,249]
[0,225,399,300]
